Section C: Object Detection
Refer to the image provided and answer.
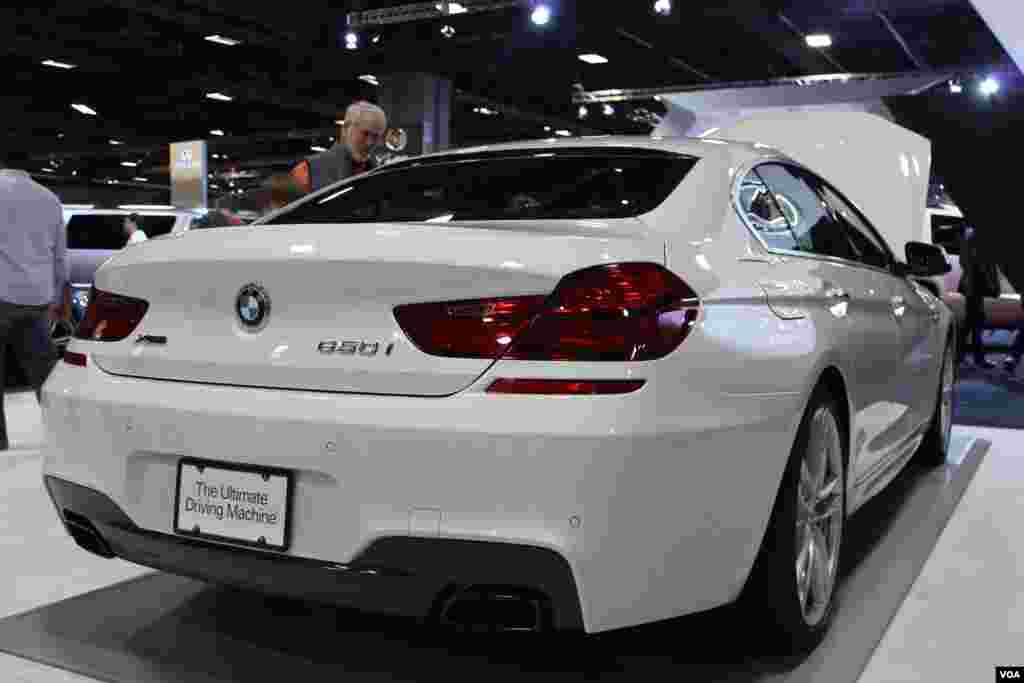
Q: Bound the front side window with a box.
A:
[263,150,698,225]
[815,182,892,270]
[751,164,859,262]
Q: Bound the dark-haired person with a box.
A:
[957,225,999,368]
[289,101,387,194]
[0,151,68,450]
[123,213,148,244]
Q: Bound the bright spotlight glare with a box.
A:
[531,4,551,26]
[653,0,672,15]
[979,76,1000,96]
[578,105,589,119]
[603,103,615,116]
[345,32,359,49]
[805,34,832,48]
[949,80,963,94]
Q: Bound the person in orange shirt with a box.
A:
[290,101,387,194]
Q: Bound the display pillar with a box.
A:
[377,73,452,156]
[170,140,208,209]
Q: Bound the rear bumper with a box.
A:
[44,475,584,630]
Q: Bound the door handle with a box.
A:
[890,296,906,318]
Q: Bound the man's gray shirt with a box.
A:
[0,169,68,306]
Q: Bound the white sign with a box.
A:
[176,461,289,549]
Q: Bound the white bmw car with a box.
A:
[41,112,954,651]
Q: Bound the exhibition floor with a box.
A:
[0,389,1019,682]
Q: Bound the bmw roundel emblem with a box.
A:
[236,283,271,332]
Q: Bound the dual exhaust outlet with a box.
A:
[436,585,551,633]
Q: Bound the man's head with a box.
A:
[340,101,387,162]
[124,213,141,237]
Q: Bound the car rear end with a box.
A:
[42,145,807,633]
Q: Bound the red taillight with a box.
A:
[505,263,699,361]
[486,379,645,395]
[394,263,699,362]
[74,287,149,342]
[394,295,547,358]
[62,350,88,367]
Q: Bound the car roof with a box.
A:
[402,134,775,164]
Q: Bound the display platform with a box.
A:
[955,354,1024,429]
[0,436,988,683]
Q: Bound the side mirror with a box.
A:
[903,241,951,277]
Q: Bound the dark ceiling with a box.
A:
[0,0,1015,200]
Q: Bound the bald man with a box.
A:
[290,101,387,194]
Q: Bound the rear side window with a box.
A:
[66,214,176,249]
[751,164,859,262]
[263,150,698,225]
[931,215,964,255]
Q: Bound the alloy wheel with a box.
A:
[794,406,844,627]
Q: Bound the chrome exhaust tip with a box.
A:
[436,586,550,633]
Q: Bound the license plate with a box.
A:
[174,459,292,551]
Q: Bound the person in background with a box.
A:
[957,225,999,368]
[266,173,306,213]
[289,101,387,194]
[0,150,69,450]
[123,213,148,244]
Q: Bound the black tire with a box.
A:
[915,338,956,467]
[738,384,847,654]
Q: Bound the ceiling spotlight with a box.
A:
[204,35,242,46]
[210,129,225,136]
[603,103,615,116]
[653,0,672,16]
[205,92,233,101]
[42,59,76,69]
[531,4,552,26]
[345,31,359,50]
[805,34,832,48]
[949,79,962,94]
[120,161,138,167]
[543,125,552,132]
[473,106,498,116]
[311,145,328,153]
[71,103,97,116]
[441,24,456,38]
[371,34,382,44]
[579,53,609,65]
[554,129,572,137]
[979,76,1000,96]
[109,139,124,146]
[358,74,380,86]
[57,132,65,138]
[578,104,589,119]
[133,177,149,182]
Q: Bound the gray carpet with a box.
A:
[0,437,988,683]
[954,354,1024,429]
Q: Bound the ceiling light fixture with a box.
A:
[109,139,124,146]
[359,74,379,86]
[979,76,1000,96]
[311,145,328,152]
[120,161,138,167]
[554,129,572,137]
[653,0,672,16]
[543,125,552,131]
[42,59,76,69]
[579,53,609,65]
[577,104,589,119]
[435,2,468,14]
[531,4,552,26]
[805,34,832,48]
[205,92,233,101]
[71,103,97,116]
[949,79,962,94]
[473,106,498,116]
[210,129,225,136]
[204,34,242,46]
[371,34,382,44]
[345,31,359,50]
[133,177,149,182]
[441,24,456,38]
[603,103,615,116]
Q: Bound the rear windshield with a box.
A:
[66,214,177,249]
[263,149,698,225]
